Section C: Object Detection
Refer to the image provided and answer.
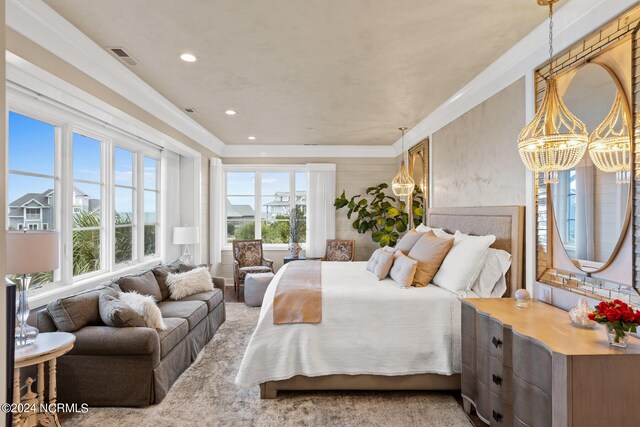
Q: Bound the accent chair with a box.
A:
[324,239,356,262]
[232,239,274,300]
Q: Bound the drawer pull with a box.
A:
[492,410,503,422]
[492,374,502,386]
[491,336,503,348]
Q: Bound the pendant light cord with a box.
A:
[548,1,554,77]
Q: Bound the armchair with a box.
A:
[232,239,274,300]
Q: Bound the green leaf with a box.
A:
[377,217,386,226]
[387,207,400,218]
[413,207,424,217]
[395,219,407,233]
[372,231,383,242]
[379,234,390,246]
[359,199,368,206]
[352,219,360,229]
[348,200,356,209]
[379,183,389,189]
[384,225,394,233]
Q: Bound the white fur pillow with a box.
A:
[166,267,214,300]
[118,291,166,330]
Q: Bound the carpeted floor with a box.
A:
[61,303,473,427]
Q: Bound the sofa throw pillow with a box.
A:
[407,230,455,287]
[98,294,146,328]
[389,252,418,287]
[394,230,425,254]
[432,230,496,295]
[118,291,167,330]
[152,264,179,301]
[117,270,163,302]
[47,285,119,332]
[166,267,214,300]
[366,248,395,280]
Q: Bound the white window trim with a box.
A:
[223,164,307,251]
[7,83,164,305]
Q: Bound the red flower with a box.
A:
[622,310,635,323]
[588,313,597,321]
[605,309,621,322]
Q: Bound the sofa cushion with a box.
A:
[157,300,207,330]
[152,264,179,301]
[178,289,224,312]
[98,294,146,328]
[47,285,119,332]
[69,326,160,363]
[157,318,189,358]
[118,270,162,302]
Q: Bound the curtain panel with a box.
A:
[306,163,336,258]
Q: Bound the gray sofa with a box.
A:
[35,262,226,407]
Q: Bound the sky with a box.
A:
[227,171,307,216]
[8,112,157,220]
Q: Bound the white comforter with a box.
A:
[235,261,463,388]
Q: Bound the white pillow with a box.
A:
[166,267,214,300]
[389,252,418,288]
[432,231,496,294]
[118,291,167,330]
[471,249,511,298]
[416,224,452,239]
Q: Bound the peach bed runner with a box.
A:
[273,260,322,324]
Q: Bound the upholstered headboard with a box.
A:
[426,206,525,297]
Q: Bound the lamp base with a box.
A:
[15,324,39,348]
[179,245,193,266]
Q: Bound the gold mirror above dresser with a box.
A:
[535,5,640,300]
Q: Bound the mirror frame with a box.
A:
[408,138,428,227]
[549,62,633,274]
[534,6,640,301]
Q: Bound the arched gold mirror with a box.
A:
[551,62,632,273]
[408,139,428,226]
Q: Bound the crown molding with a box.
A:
[393,0,639,152]
[5,0,224,154]
[221,144,396,158]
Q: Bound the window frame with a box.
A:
[7,89,163,302]
[223,164,307,250]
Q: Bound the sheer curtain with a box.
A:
[209,157,225,270]
[575,160,595,260]
[306,163,336,258]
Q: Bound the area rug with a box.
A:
[61,303,473,427]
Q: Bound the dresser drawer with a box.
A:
[476,347,489,387]
[489,356,512,404]
[489,391,512,427]
[488,317,505,361]
[462,331,476,369]
[512,332,552,396]
[461,364,477,403]
[462,302,477,338]
[512,375,551,427]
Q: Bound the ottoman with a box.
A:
[244,272,275,307]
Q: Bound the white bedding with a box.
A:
[235,261,465,388]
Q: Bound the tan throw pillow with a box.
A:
[389,252,418,287]
[366,248,395,280]
[408,230,454,287]
[394,230,425,254]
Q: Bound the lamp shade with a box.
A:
[6,231,59,274]
[173,226,199,245]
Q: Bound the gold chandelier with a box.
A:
[588,92,631,184]
[517,0,589,184]
[392,127,415,197]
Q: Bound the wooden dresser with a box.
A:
[461,298,640,427]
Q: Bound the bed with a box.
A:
[236,206,524,398]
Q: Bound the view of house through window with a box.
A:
[226,169,306,245]
[114,147,135,264]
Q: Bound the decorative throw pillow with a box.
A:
[166,267,214,300]
[366,248,395,280]
[152,264,179,301]
[433,230,496,294]
[118,291,167,330]
[117,270,163,302]
[99,294,146,328]
[407,230,455,287]
[47,285,119,332]
[471,248,512,298]
[394,230,425,254]
[416,224,452,239]
[389,252,418,287]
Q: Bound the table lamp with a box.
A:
[173,226,199,265]
[6,231,59,347]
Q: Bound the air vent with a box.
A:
[106,46,138,66]
[182,107,198,115]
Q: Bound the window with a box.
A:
[566,170,577,246]
[72,132,102,276]
[8,112,58,289]
[114,147,135,264]
[6,102,162,297]
[225,167,306,246]
[144,157,159,256]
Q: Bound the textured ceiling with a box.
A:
[44,0,562,146]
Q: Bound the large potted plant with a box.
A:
[334,183,424,247]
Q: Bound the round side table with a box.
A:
[13,332,75,427]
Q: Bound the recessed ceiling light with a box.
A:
[179,53,197,62]
[225,110,237,116]
[248,136,256,140]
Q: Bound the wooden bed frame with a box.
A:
[260,205,525,398]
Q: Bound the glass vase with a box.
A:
[604,324,629,348]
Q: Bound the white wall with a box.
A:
[162,149,181,262]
